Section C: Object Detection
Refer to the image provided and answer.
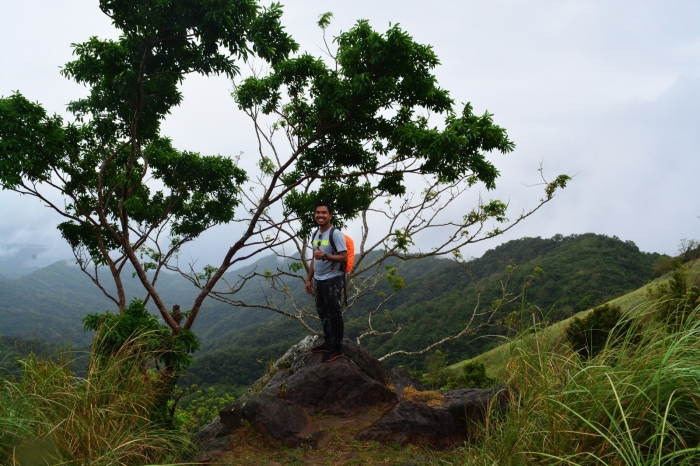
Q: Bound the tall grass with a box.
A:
[453,301,700,466]
[0,333,192,465]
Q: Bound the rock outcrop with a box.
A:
[262,353,398,416]
[241,393,319,447]
[194,335,508,461]
[356,386,509,449]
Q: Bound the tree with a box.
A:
[190,14,569,360]
[0,3,568,398]
[0,0,297,389]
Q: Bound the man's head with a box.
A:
[314,202,332,228]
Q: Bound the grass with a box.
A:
[201,300,700,465]
[0,334,192,466]
[444,301,700,466]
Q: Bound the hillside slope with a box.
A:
[454,257,700,380]
[0,233,663,387]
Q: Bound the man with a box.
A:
[305,202,348,362]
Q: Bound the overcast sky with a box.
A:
[1,0,699,272]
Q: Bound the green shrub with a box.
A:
[650,256,678,279]
[172,385,236,433]
[565,303,628,360]
[83,299,199,375]
[458,301,700,465]
[647,264,700,328]
[444,360,497,389]
[421,350,451,389]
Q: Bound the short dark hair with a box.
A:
[315,201,332,214]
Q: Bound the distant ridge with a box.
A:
[0,255,285,345]
[0,233,663,385]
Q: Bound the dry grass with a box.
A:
[403,386,444,407]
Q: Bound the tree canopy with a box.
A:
[234,20,516,235]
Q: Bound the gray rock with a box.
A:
[231,335,317,407]
[356,400,457,449]
[242,393,320,447]
[194,334,511,454]
[267,354,398,416]
[357,386,508,449]
[191,416,233,462]
[219,399,245,431]
[388,367,428,400]
[443,386,509,435]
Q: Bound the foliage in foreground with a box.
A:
[0,335,192,466]
[457,301,700,465]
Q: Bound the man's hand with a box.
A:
[313,246,324,261]
[305,278,313,295]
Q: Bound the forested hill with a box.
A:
[185,233,661,387]
[358,233,659,366]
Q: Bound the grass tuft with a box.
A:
[0,332,193,465]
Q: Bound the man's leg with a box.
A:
[318,276,344,352]
[312,279,332,351]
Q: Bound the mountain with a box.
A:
[457,255,700,382]
[0,233,662,386]
[357,233,660,369]
[185,233,661,386]
[0,257,289,346]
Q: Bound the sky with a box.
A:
[1,0,699,274]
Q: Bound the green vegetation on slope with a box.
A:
[1,233,664,389]
[457,257,700,381]
[0,256,290,347]
[457,302,700,465]
[4,266,699,465]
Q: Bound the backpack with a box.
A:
[313,226,355,305]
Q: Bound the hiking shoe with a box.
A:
[321,350,344,363]
[310,342,331,353]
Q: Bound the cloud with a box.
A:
[1,0,698,270]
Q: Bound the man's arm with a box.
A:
[328,229,348,263]
[324,251,348,263]
[305,255,315,294]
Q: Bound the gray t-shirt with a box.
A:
[312,227,347,281]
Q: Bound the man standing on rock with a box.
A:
[305,201,348,363]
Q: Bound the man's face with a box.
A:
[314,206,331,226]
